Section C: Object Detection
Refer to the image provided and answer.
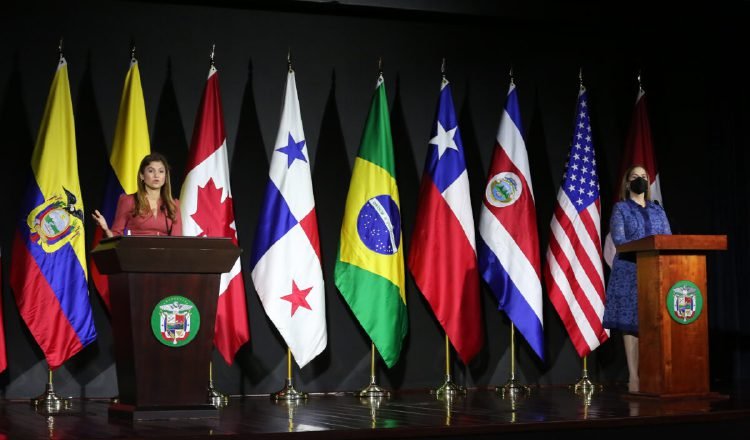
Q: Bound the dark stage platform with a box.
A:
[1,386,749,439]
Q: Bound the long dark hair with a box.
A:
[133,152,177,220]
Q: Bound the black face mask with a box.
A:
[629,176,648,195]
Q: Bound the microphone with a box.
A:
[652,198,676,234]
[161,204,173,236]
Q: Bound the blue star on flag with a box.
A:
[277,133,307,167]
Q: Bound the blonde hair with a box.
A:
[133,152,177,220]
[619,164,651,201]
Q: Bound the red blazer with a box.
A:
[110,194,182,236]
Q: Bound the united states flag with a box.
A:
[543,84,609,358]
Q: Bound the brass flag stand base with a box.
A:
[272,348,308,401]
[208,384,229,407]
[496,324,530,399]
[33,370,71,414]
[497,377,529,400]
[431,336,466,396]
[570,356,603,395]
[207,361,230,407]
[273,378,309,401]
[358,344,390,398]
[358,376,390,398]
[432,374,466,396]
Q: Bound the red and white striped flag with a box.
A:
[603,88,662,267]
[180,64,250,364]
[543,84,609,358]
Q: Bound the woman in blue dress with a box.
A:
[603,165,671,393]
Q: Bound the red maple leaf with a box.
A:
[190,178,236,239]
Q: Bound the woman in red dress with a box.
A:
[92,152,182,237]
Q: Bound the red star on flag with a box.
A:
[281,281,313,316]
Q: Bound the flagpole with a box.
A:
[432,334,465,395]
[33,368,71,414]
[272,347,308,401]
[30,44,75,415]
[358,343,389,397]
[497,323,529,399]
[571,355,602,395]
[491,75,531,400]
[207,360,229,407]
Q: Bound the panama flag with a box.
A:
[335,74,408,368]
[408,77,483,365]
[89,57,150,309]
[603,88,662,267]
[250,69,327,368]
[477,81,544,361]
[181,64,250,364]
[544,84,608,357]
[10,56,97,369]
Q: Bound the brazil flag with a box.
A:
[334,75,408,368]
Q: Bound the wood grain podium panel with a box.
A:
[92,236,240,420]
[617,234,726,398]
[637,252,709,397]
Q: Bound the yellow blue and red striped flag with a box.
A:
[89,57,150,309]
[10,56,97,369]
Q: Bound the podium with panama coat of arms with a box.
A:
[616,234,727,398]
[92,236,240,420]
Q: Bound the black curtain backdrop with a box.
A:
[1,0,748,398]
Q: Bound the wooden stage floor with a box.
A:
[1,386,749,439]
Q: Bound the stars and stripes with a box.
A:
[543,84,609,358]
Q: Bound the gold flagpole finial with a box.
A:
[637,69,644,93]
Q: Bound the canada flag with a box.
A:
[180,64,250,364]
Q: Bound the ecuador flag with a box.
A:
[90,57,150,309]
[334,74,407,368]
[10,56,97,369]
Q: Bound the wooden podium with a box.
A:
[92,236,241,420]
[617,234,727,398]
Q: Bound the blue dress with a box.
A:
[603,199,671,335]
